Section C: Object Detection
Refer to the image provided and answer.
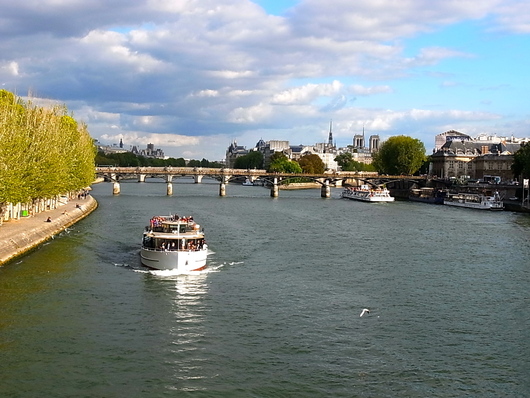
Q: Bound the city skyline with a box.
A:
[1,0,528,160]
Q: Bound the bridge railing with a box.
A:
[94,167,433,186]
[94,166,385,179]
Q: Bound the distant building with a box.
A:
[338,127,379,165]
[369,135,380,153]
[434,130,472,151]
[225,122,383,171]
[225,140,249,168]
[97,142,128,155]
[430,130,527,181]
[131,143,166,159]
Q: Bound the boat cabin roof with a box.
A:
[147,215,202,235]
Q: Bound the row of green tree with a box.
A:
[96,151,223,168]
[0,90,95,212]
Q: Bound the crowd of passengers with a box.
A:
[345,187,385,192]
[150,215,194,228]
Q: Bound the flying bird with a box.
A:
[360,308,370,317]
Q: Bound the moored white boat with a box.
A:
[340,185,395,202]
[140,215,208,271]
[443,192,504,210]
[242,178,254,186]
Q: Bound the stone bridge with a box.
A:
[95,166,430,198]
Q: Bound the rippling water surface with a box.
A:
[1,180,529,397]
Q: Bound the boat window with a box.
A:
[168,224,180,232]
[142,236,154,248]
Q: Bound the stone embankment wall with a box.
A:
[0,196,98,266]
[279,182,321,190]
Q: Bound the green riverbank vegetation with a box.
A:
[0,90,95,223]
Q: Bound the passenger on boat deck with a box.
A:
[150,216,166,228]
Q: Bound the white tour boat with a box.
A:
[341,185,395,202]
[443,192,504,210]
[242,178,254,186]
[140,215,208,271]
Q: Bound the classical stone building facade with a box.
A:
[225,141,249,168]
[430,131,524,181]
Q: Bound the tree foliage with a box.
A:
[372,136,426,175]
[0,90,95,208]
[233,151,264,169]
[334,152,376,172]
[267,152,302,173]
[511,142,530,179]
[297,154,325,174]
[95,151,222,168]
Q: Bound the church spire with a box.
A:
[328,119,333,146]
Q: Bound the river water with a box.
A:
[1,180,529,397]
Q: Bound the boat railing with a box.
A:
[142,245,206,252]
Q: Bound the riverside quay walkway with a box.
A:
[95,167,428,198]
[0,195,97,266]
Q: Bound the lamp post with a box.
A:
[523,179,529,209]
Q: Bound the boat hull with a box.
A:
[342,194,395,202]
[443,201,504,210]
[341,190,395,202]
[140,248,208,271]
[409,196,444,204]
[443,192,504,210]
[341,184,394,202]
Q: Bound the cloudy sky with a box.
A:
[1,0,529,160]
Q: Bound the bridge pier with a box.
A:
[113,181,120,195]
[138,174,146,182]
[321,180,330,198]
[194,175,203,183]
[271,177,279,198]
[219,176,228,196]
[167,182,173,196]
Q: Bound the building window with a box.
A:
[449,161,454,169]
[458,161,463,169]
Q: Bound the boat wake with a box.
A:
[145,268,213,276]
[113,262,133,268]
[115,260,243,276]
[130,263,225,277]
